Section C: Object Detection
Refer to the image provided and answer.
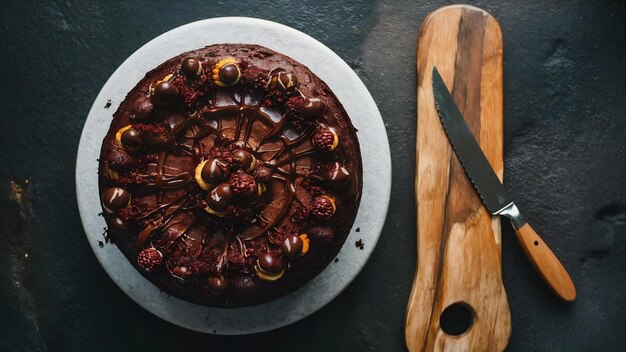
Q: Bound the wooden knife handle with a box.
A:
[514,223,576,301]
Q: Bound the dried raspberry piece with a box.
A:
[241,66,268,89]
[210,149,235,170]
[117,204,142,223]
[133,123,166,135]
[189,252,215,274]
[227,205,254,222]
[137,247,163,272]
[312,195,336,219]
[291,204,311,223]
[229,170,257,196]
[171,75,207,108]
[137,153,160,164]
[312,127,338,151]
[291,118,312,133]
[117,169,149,186]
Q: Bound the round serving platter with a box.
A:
[76,17,390,335]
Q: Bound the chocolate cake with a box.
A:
[98,44,362,307]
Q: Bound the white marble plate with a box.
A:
[76,17,390,335]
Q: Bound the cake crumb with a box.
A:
[355,239,364,250]
[98,240,104,248]
[355,227,360,232]
[334,258,339,263]
[213,329,217,334]
[105,99,111,108]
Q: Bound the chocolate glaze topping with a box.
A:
[99,44,361,307]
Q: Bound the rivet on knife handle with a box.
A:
[432,66,576,302]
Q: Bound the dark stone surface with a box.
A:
[1,1,624,351]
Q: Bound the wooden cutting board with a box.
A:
[405,5,511,351]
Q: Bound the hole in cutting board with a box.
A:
[440,302,474,336]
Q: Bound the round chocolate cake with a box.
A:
[98,44,362,307]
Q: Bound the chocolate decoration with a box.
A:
[98,44,362,308]
[281,235,303,257]
[172,266,193,280]
[218,63,241,86]
[313,127,338,151]
[181,57,203,76]
[142,133,167,148]
[325,162,350,187]
[257,253,283,274]
[312,195,336,219]
[233,149,256,172]
[107,148,134,171]
[109,217,128,233]
[201,158,226,185]
[309,226,334,245]
[274,72,299,92]
[302,97,326,117]
[207,275,229,295]
[131,95,154,120]
[120,127,142,151]
[152,81,179,106]
[102,187,131,213]
[208,183,233,212]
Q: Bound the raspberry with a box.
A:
[312,195,336,219]
[229,170,257,196]
[285,96,305,116]
[137,247,163,272]
[253,165,273,182]
[312,127,338,151]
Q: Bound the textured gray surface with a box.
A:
[1,1,625,351]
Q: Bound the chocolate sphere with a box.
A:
[131,95,154,120]
[207,275,229,295]
[172,266,193,280]
[325,162,350,187]
[152,81,179,106]
[120,127,142,151]
[208,183,233,212]
[107,148,134,172]
[302,97,326,117]
[109,217,128,233]
[218,63,241,86]
[233,149,256,172]
[281,235,303,257]
[201,159,226,184]
[102,187,131,213]
[181,57,203,76]
[257,253,283,274]
[274,72,299,92]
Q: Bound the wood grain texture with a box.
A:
[406,5,511,351]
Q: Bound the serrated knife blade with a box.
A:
[432,66,576,302]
